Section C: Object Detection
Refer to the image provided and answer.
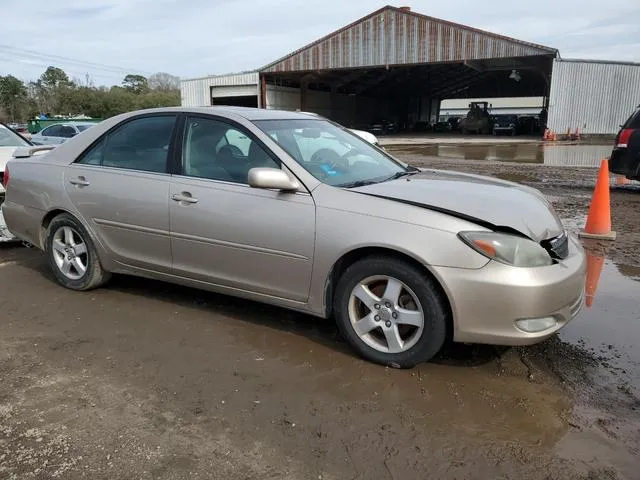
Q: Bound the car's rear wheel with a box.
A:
[333,257,448,368]
[45,213,110,290]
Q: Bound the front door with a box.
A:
[169,115,315,302]
[64,114,177,272]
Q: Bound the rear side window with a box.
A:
[623,107,640,129]
[76,115,176,173]
[41,125,61,136]
[59,126,77,138]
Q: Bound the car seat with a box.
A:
[188,134,233,181]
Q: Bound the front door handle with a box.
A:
[69,176,90,187]
[171,192,198,204]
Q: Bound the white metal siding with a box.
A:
[441,97,545,109]
[548,59,640,135]
[181,72,259,106]
[211,85,258,98]
[181,78,211,106]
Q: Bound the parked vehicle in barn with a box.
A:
[459,102,492,134]
[2,106,586,368]
[609,105,640,180]
[447,117,461,131]
[433,121,452,133]
[517,115,541,135]
[30,122,97,145]
[369,119,398,135]
[492,115,519,136]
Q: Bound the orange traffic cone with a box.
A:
[584,251,605,308]
[579,159,616,240]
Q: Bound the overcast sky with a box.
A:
[1,0,639,86]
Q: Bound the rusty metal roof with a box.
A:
[261,6,557,73]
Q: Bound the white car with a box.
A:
[349,128,382,148]
[0,123,54,241]
[297,111,382,148]
[30,122,96,145]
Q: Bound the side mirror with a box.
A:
[248,168,300,192]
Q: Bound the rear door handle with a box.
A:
[69,177,90,187]
[171,193,198,204]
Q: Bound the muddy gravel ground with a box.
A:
[1,150,639,479]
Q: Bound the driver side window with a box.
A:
[182,116,279,184]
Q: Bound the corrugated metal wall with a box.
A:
[262,7,554,73]
[548,59,640,135]
[181,72,259,106]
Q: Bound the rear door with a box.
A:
[58,125,78,143]
[64,114,178,273]
[39,125,63,144]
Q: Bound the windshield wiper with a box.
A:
[384,169,419,182]
[337,179,380,188]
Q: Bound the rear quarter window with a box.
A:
[623,107,640,129]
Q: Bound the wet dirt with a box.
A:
[1,148,640,479]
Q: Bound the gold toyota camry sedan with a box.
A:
[1,107,586,368]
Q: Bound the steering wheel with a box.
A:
[222,144,244,157]
[310,148,347,171]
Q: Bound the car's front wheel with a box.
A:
[333,257,448,368]
[45,213,110,290]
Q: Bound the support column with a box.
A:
[259,74,267,109]
[300,80,308,112]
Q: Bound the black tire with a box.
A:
[333,256,448,368]
[45,213,110,290]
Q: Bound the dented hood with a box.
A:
[351,169,564,242]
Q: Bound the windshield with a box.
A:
[253,119,408,187]
[76,124,93,132]
[0,124,31,148]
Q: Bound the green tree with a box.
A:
[0,75,28,122]
[122,74,149,94]
[31,66,75,114]
[4,66,181,121]
[40,66,73,90]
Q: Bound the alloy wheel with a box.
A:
[348,275,424,354]
[51,226,88,281]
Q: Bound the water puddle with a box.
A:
[390,143,616,168]
[561,250,640,394]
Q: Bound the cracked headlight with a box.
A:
[458,231,553,267]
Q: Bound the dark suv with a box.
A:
[609,105,640,180]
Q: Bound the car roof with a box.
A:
[41,122,96,128]
[137,106,321,121]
